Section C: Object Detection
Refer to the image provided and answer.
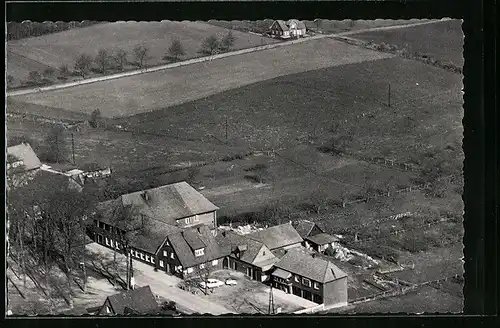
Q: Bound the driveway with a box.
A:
[86,242,236,315]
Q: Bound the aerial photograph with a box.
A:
[6,18,464,315]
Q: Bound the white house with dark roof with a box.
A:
[271,248,348,307]
[269,19,306,39]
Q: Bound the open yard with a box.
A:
[10,38,394,117]
[351,19,463,68]
[7,20,279,86]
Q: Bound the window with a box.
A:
[105,237,109,246]
[302,278,311,287]
[187,267,193,274]
[160,260,164,268]
[199,263,205,269]
[194,248,205,257]
[313,282,319,290]
[106,306,111,314]
[151,258,155,264]
[95,220,99,227]
[146,255,150,262]
[130,249,135,256]
[295,276,300,283]
[163,250,168,257]
[194,215,199,222]
[109,239,114,248]
[185,217,192,224]
[212,260,218,266]
[170,253,175,259]
[166,241,170,246]
[140,253,145,260]
[115,242,120,250]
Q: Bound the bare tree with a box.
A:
[114,49,128,71]
[198,35,220,56]
[219,31,236,52]
[94,49,110,74]
[74,54,93,78]
[133,45,150,69]
[166,39,185,62]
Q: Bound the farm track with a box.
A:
[7,19,449,98]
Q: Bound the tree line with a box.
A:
[9,31,236,89]
[6,21,100,41]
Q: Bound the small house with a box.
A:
[247,222,303,251]
[271,248,348,307]
[269,19,306,39]
[293,220,339,253]
[217,230,279,282]
[97,286,159,315]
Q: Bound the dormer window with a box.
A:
[194,248,205,257]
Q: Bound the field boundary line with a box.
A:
[7,19,450,97]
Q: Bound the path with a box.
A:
[86,243,236,315]
[6,19,450,97]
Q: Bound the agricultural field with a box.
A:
[351,19,463,68]
[9,38,394,117]
[7,20,279,86]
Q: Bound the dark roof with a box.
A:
[287,19,306,30]
[7,143,41,171]
[292,220,316,239]
[272,20,289,31]
[120,182,219,225]
[247,223,303,250]
[216,231,271,265]
[96,199,182,254]
[106,286,158,315]
[275,248,347,283]
[168,225,224,268]
[306,233,338,246]
[183,229,206,250]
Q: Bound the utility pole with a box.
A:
[388,83,391,107]
[71,133,76,164]
[268,285,275,314]
[225,116,228,141]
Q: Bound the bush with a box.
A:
[222,153,244,162]
[89,109,102,128]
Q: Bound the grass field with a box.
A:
[10,38,394,117]
[351,19,463,68]
[7,20,279,86]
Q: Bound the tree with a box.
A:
[74,54,93,78]
[42,67,55,79]
[58,64,70,79]
[7,75,15,86]
[95,49,110,74]
[27,70,41,84]
[198,35,220,56]
[133,45,150,68]
[219,31,235,52]
[114,49,128,71]
[90,109,102,128]
[43,125,67,163]
[167,39,185,62]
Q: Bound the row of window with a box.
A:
[105,237,121,250]
[130,249,155,264]
[294,275,320,290]
[163,250,175,260]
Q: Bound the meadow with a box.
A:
[351,19,463,68]
[7,20,279,86]
[9,38,394,117]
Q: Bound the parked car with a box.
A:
[199,279,224,289]
[225,279,238,286]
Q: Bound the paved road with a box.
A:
[86,242,236,315]
[6,19,450,98]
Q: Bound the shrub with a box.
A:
[27,70,42,83]
[89,109,103,128]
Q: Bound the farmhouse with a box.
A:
[271,248,348,307]
[269,19,306,39]
[97,286,159,315]
[293,220,339,253]
[246,222,303,251]
[217,230,279,282]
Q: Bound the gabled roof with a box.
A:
[287,19,306,30]
[105,286,158,315]
[7,143,41,171]
[275,248,347,283]
[183,229,206,250]
[168,225,224,268]
[271,20,289,31]
[119,182,219,225]
[292,220,316,239]
[96,199,182,254]
[247,223,303,250]
[216,231,274,265]
[306,233,338,246]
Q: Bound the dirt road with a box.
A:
[86,242,236,315]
